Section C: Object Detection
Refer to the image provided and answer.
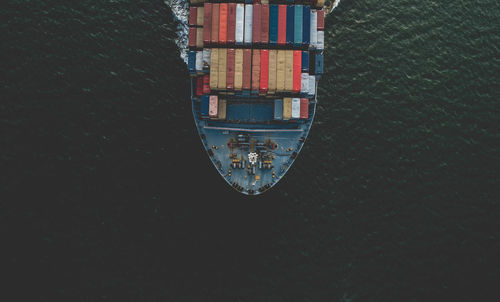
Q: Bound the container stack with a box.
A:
[189,0,325,121]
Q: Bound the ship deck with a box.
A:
[191,83,316,195]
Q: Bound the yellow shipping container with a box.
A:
[196,28,203,48]
[283,97,292,120]
[268,50,277,94]
[218,48,227,89]
[234,49,243,90]
[284,50,293,92]
[276,50,285,92]
[210,48,219,89]
[197,7,204,26]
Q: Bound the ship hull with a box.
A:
[191,81,317,195]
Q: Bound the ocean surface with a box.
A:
[2,0,499,301]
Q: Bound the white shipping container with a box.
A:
[202,49,211,68]
[310,10,318,48]
[317,31,324,50]
[235,4,245,44]
[291,98,301,118]
[309,75,316,96]
[244,5,253,45]
[196,51,203,72]
[301,73,309,93]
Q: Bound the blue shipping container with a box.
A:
[269,5,279,45]
[286,5,294,45]
[188,51,196,74]
[315,53,324,76]
[302,5,310,46]
[201,95,210,117]
[294,5,303,46]
[301,51,309,72]
[274,99,283,120]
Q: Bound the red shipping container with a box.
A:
[188,27,197,48]
[242,49,252,90]
[252,49,261,91]
[196,76,203,96]
[300,98,309,119]
[317,10,325,30]
[219,3,228,44]
[253,4,262,44]
[278,5,287,45]
[292,50,302,93]
[260,49,269,94]
[261,5,269,44]
[211,4,220,44]
[189,7,197,26]
[203,74,211,94]
[203,3,212,44]
[227,3,236,44]
[226,48,235,90]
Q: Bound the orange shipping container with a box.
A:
[284,50,294,92]
[242,49,252,90]
[234,49,243,90]
[268,50,277,94]
[276,50,285,91]
[209,48,219,89]
[260,49,269,94]
[218,48,227,89]
[251,50,261,92]
[219,3,228,44]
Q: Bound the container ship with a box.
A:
[187,0,326,195]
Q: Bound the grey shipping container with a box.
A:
[274,99,283,120]
[310,9,317,48]
[235,4,245,45]
[244,5,253,45]
[291,98,301,118]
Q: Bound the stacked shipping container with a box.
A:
[193,3,324,49]
[188,1,325,121]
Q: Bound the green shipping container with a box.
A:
[294,5,303,46]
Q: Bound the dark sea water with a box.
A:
[2,0,499,301]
